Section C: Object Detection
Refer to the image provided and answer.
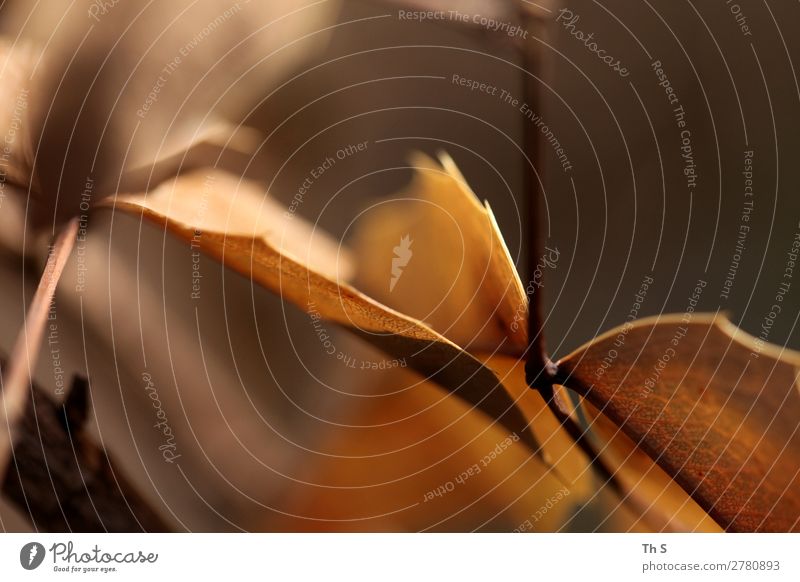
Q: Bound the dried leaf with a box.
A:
[0,40,39,199]
[352,152,527,354]
[102,170,540,450]
[110,167,350,281]
[477,354,593,499]
[274,368,575,532]
[10,0,340,225]
[581,400,721,532]
[558,314,800,532]
[113,123,264,198]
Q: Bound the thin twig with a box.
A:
[0,218,78,476]
[518,5,555,387]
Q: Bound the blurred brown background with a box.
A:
[0,0,798,531]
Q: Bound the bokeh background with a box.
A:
[0,0,797,531]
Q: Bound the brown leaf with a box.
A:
[113,123,264,198]
[102,170,540,451]
[557,314,800,532]
[274,367,575,531]
[477,354,593,499]
[581,400,721,532]
[6,1,339,226]
[109,166,350,281]
[352,152,528,354]
[0,40,39,201]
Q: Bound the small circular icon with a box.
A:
[20,542,46,570]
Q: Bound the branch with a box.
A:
[0,219,78,476]
[0,219,169,531]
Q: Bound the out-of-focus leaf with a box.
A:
[558,314,800,532]
[352,152,528,354]
[102,170,540,451]
[0,40,38,195]
[6,0,340,226]
[377,0,553,24]
[0,39,40,252]
[273,367,575,532]
[114,124,264,198]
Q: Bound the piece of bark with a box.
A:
[1,373,170,532]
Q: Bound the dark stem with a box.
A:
[518,5,556,389]
[515,11,623,498]
[538,378,622,497]
[0,219,169,531]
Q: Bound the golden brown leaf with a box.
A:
[558,314,800,532]
[477,354,593,499]
[352,152,527,354]
[582,400,721,532]
[0,40,38,194]
[273,367,574,532]
[115,124,264,198]
[102,170,540,450]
